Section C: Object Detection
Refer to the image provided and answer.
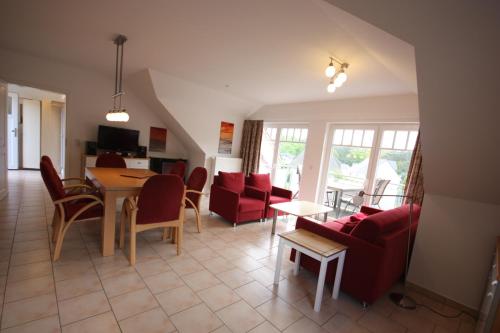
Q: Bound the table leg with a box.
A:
[332,251,346,299]
[314,257,328,312]
[274,238,284,284]
[323,212,328,222]
[335,190,343,217]
[102,192,117,256]
[271,209,278,235]
[293,251,301,275]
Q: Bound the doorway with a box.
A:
[6,83,66,174]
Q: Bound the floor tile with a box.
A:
[53,261,94,282]
[248,321,281,333]
[283,316,329,333]
[216,300,265,333]
[201,257,236,274]
[7,261,52,282]
[293,295,337,325]
[197,283,241,311]
[323,313,370,333]
[256,298,303,330]
[61,311,120,333]
[1,293,58,329]
[55,272,102,301]
[109,288,159,320]
[4,275,54,303]
[11,239,49,254]
[216,268,254,289]
[143,270,185,294]
[182,269,221,292]
[119,308,176,333]
[267,279,307,303]
[249,266,283,286]
[58,290,110,325]
[235,281,274,307]
[169,258,204,276]
[10,248,51,266]
[232,256,264,272]
[156,285,202,315]
[170,303,223,333]
[0,314,60,333]
[101,272,145,298]
[134,258,172,278]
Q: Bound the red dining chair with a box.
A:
[185,167,207,233]
[40,160,103,261]
[96,152,127,168]
[169,161,186,178]
[41,155,91,193]
[119,175,186,265]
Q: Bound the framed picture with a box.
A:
[149,127,167,152]
[218,121,234,154]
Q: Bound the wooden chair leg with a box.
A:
[119,210,126,249]
[51,211,60,243]
[130,223,136,266]
[171,227,176,244]
[176,225,182,255]
[162,227,170,241]
[193,206,202,233]
[53,222,67,261]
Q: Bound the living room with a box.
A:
[0,1,499,332]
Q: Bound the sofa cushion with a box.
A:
[350,212,368,222]
[321,220,344,232]
[239,196,266,212]
[249,173,272,192]
[269,195,289,205]
[219,171,245,194]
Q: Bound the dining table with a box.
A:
[85,167,157,256]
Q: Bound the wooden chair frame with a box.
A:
[119,187,186,266]
[185,189,204,233]
[51,191,104,261]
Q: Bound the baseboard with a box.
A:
[406,282,478,319]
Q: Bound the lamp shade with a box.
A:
[325,64,336,78]
[106,110,130,122]
[327,83,336,93]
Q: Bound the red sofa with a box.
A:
[245,173,293,218]
[209,172,267,226]
[291,204,421,304]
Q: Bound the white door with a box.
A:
[0,80,8,198]
[22,99,41,169]
[7,92,19,169]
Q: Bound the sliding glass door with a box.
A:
[259,125,308,197]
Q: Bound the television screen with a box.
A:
[97,125,139,152]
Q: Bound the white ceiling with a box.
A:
[0,0,417,105]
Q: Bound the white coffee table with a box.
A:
[269,200,333,235]
[274,229,347,312]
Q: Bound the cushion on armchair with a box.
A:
[249,173,272,192]
[218,172,245,194]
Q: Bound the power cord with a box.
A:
[415,302,476,320]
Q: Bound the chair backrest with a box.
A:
[136,175,185,224]
[41,155,54,169]
[186,167,208,208]
[371,179,391,206]
[169,161,186,178]
[40,159,65,201]
[95,153,126,168]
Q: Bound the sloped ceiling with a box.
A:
[0,0,416,106]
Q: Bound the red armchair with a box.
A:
[290,204,421,305]
[209,172,267,226]
[245,173,293,218]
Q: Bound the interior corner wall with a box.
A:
[249,94,420,202]
[0,48,188,177]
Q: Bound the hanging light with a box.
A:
[106,34,130,122]
[324,57,349,93]
[325,57,336,78]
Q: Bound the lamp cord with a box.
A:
[415,302,475,320]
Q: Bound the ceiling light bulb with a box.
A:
[327,83,336,93]
[337,71,347,83]
[325,63,336,78]
[333,76,343,88]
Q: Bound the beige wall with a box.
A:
[0,48,188,177]
[0,81,7,199]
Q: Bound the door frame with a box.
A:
[7,92,19,169]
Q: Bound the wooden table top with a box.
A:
[86,167,157,192]
[269,200,332,216]
[280,229,347,257]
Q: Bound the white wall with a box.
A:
[0,48,188,177]
[249,94,419,201]
[0,81,7,199]
[325,0,500,310]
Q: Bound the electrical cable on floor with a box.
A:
[415,302,475,320]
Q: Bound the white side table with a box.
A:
[273,229,347,312]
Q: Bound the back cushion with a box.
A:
[249,173,272,192]
[350,204,420,243]
[218,172,245,194]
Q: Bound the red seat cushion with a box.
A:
[269,195,289,204]
[219,172,245,194]
[239,196,266,212]
[249,173,272,192]
[321,220,344,232]
[64,200,103,220]
[350,212,368,222]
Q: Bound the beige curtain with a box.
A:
[404,132,424,206]
[240,120,263,176]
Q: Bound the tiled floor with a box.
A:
[0,171,475,332]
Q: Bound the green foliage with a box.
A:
[379,150,412,183]
[332,146,370,166]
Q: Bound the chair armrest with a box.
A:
[244,186,267,201]
[54,194,104,206]
[360,206,383,215]
[271,186,293,199]
[186,190,207,196]
[61,177,86,183]
[210,185,240,207]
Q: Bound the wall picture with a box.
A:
[218,121,234,154]
[149,127,167,152]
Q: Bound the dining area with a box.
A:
[40,153,207,265]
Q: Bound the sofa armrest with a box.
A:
[244,185,267,201]
[271,186,293,199]
[210,184,240,210]
[360,205,383,215]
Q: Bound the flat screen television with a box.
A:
[97,125,139,152]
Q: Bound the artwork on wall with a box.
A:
[218,121,234,154]
[149,127,167,152]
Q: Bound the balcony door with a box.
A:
[259,125,308,197]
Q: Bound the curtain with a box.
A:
[404,132,424,206]
[240,120,263,176]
